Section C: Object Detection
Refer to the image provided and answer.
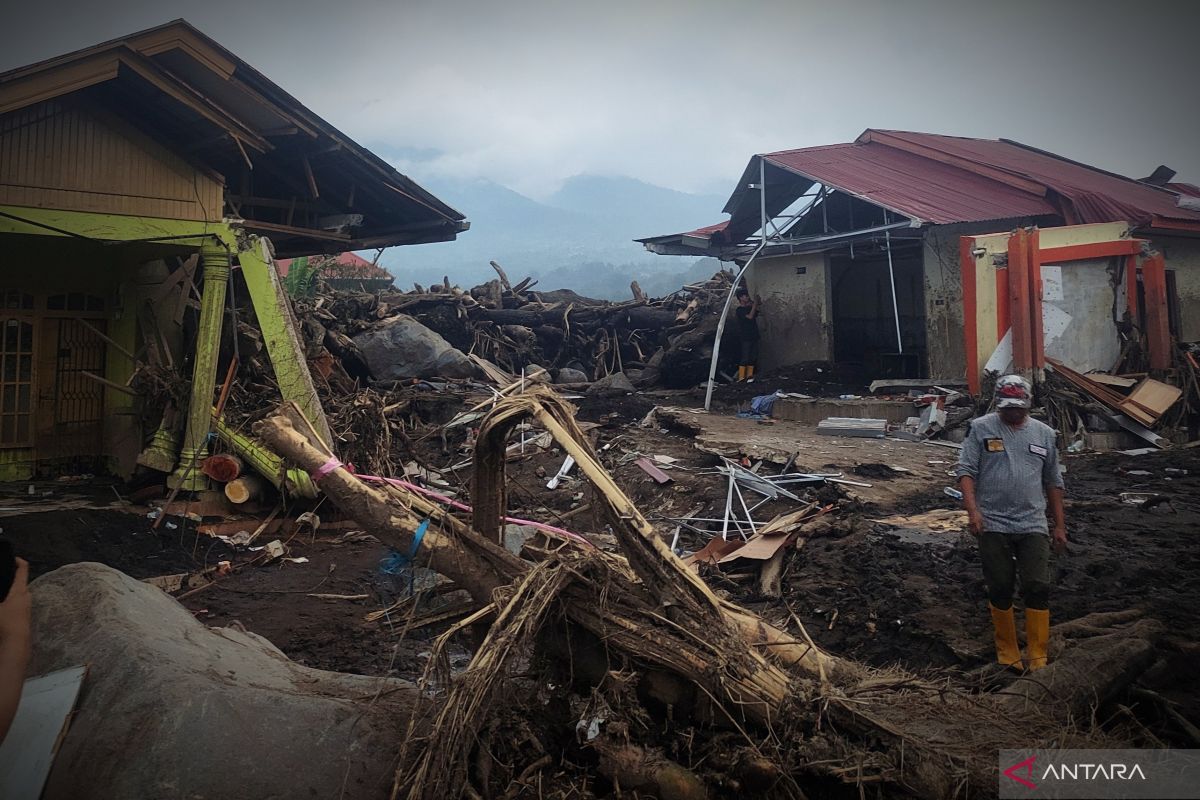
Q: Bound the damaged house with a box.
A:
[638,130,1200,384]
[0,20,465,482]
[276,251,395,293]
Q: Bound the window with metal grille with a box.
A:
[1,290,33,311]
[0,318,34,447]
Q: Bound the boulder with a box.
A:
[28,563,418,800]
[587,372,636,396]
[353,314,475,380]
[555,367,590,384]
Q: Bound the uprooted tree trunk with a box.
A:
[254,389,1163,800]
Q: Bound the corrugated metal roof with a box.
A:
[858,130,1200,228]
[762,141,1057,225]
[643,130,1200,253]
[1168,182,1200,199]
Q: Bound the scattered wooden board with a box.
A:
[1084,373,1138,389]
[634,457,673,484]
[1123,379,1182,420]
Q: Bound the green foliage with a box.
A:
[283,256,320,297]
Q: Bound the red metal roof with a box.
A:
[854,130,1200,229]
[642,130,1200,255]
[762,141,1057,225]
[275,251,390,279]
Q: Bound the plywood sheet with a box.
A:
[1123,379,1182,420]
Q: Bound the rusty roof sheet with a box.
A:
[762,141,1057,225]
[857,130,1200,229]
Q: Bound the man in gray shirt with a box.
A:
[957,375,1066,672]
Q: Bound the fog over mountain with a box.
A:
[376,167,728,300]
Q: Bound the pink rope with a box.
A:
[311,457,344,480]
[355,473,596,549]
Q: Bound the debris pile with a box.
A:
[293,263,738,390]
[226,386,1169,800]
[1043,349,1199,450]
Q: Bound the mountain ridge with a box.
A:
[372,166,728,300]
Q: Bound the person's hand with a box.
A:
[967,510,984,537]
[0,558,31,644]
[1051,526,1068,555]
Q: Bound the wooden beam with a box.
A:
[302,156,319,199]
[228,194,313,212]
[81,370,138,396]
[237,219,349,241]
[73,318,135,361]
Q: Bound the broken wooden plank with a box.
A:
[634,457,673,484]
[1085,373,1138,390]
[80,371,138,397]
[1123,378,1183,421]
[405,600,481,631]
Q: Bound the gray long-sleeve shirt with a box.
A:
[955,412,1064,535]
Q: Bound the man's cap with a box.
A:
[995,374,1032,409]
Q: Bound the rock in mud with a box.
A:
[587,372,636,396]
[354,314,476,380]
[556,367,590,384]
[28,562,416,800]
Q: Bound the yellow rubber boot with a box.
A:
[736,366,747,382]
[1025,608,1049,671]
[989,604,1022,671]
[746,365,755,381]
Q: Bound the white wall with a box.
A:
[1041,259,1121,371]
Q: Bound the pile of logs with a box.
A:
[296,261,738,389]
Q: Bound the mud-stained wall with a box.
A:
[922,219,1030,381]
[1155,235,1200,341]
[745,252,831,370]
[1041,259,1121,372]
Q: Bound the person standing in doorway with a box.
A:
[734,288,761,382]
[956,375,1067,672]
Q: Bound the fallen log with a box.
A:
[224,474,265,504]
[201,453,243,483]
[254,387,1163,800]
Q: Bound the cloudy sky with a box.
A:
[3,0,1197,199]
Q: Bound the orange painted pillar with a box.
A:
[1008,228,1033,372]
[1027,228,1045,369]
[1142,252,1171,370]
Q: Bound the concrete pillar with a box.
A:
[169,240,230,490]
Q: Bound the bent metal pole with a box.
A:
[704,159,768,411]
[885,222,903,355]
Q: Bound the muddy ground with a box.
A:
[7,396,1199,749]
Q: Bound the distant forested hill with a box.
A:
[372,170,729,300]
